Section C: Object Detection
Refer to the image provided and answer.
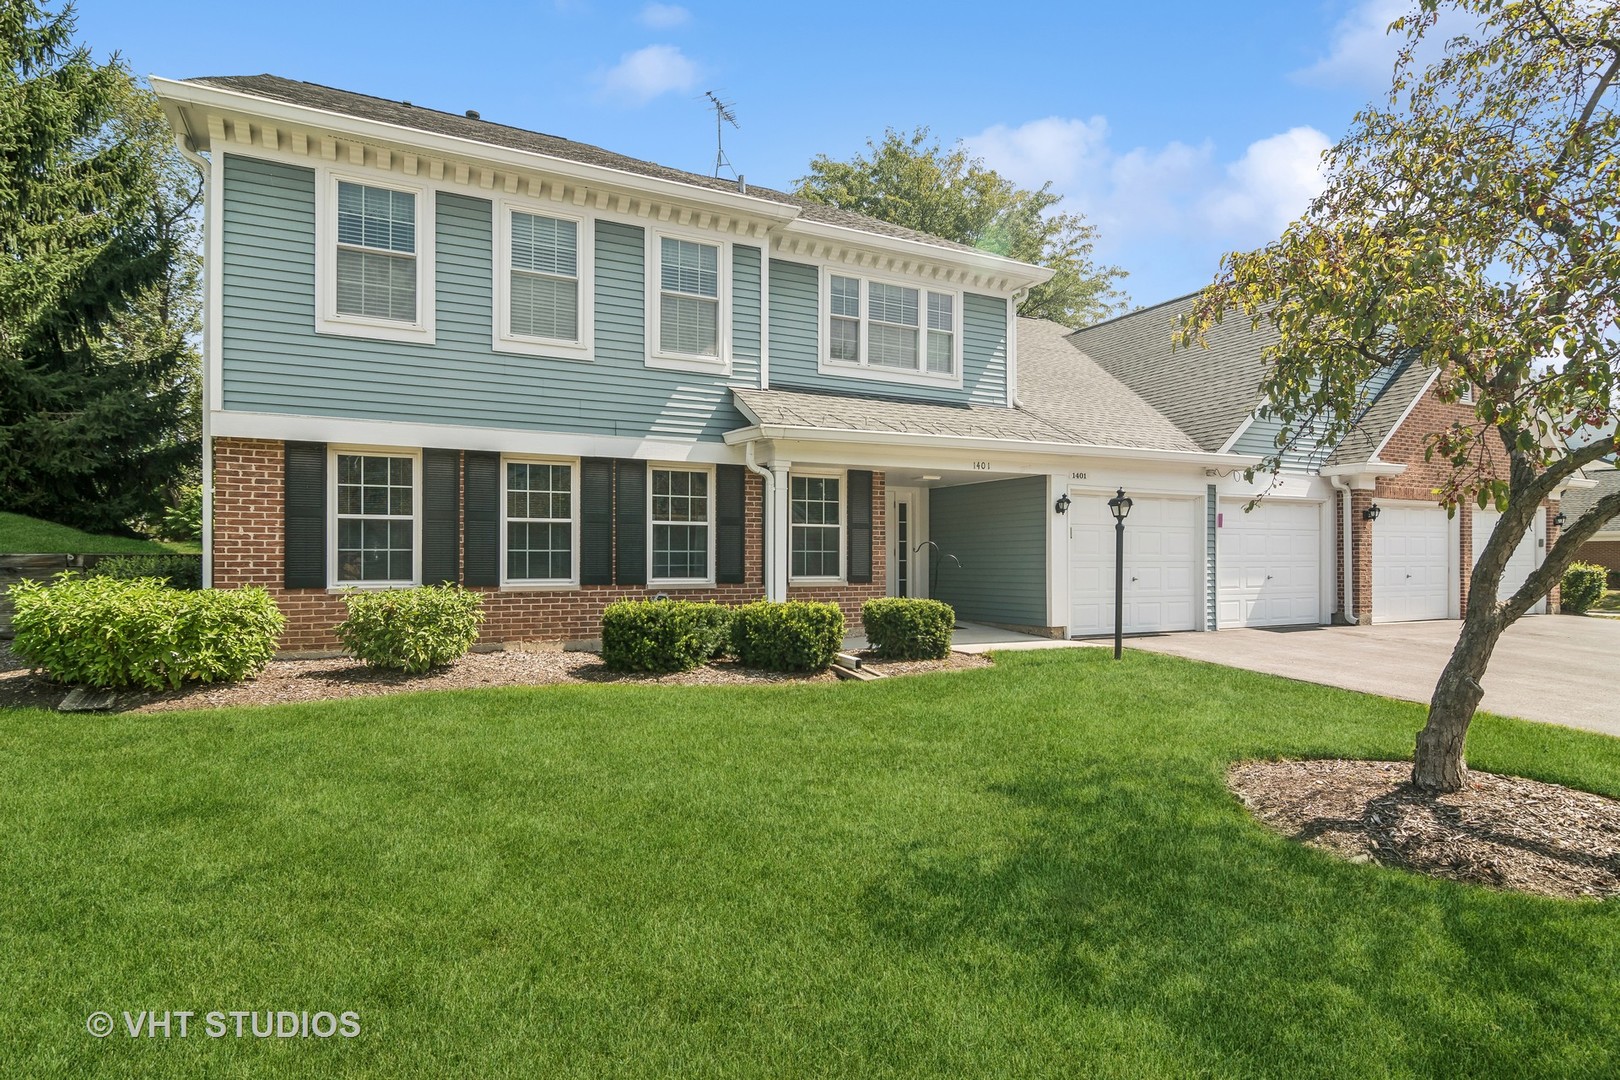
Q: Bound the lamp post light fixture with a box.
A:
[1054,492,1072,515]
[1106,487,1133,660]
[1362,503,1382,522]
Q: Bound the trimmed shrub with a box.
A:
[730,600,845,673]
[334,585,485,674]
[8,574,284,689]
[1560,562,1608,615]
[861,597,956,660]
[89,553,203,590]
[601,599,733,673]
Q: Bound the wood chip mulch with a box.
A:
[1229,758,1620,900]
[0,639,979,716]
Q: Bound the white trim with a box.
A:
[327,445,423,588]
[499,454,582,587]
[1005,296,1019,408]
[815,266,964,391]
[491,198,594,361]
[757,246,771,389]
[1217,413,1258,455]
[212,410,742,464]
[1368,367,1440,463]
[788,468,848,586]
[313,167,437,345]
[647,462,717,586]
[207,150,224,413]
[645,226,732,374]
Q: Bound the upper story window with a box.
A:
[316,170,435,345]
[821,270,960,388]
[493,201,592,359]
[647,231,730,374]
[332,450,419,587]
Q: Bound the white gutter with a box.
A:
[1328,473,1355,623]
[742,442,779,601]
[172,126,213,588]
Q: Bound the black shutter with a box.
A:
[580,457,614,586]
[614,459,647,586]
[716,463,745,584]
[283,441,326,589]
[463,451,500,587]
[422,449,461,585]
[847,469,873,584]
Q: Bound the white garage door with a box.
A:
[1218,499,1323,628]
[1069,493,1200,636]
[1472,509,1545,614]
[1373,505,1451,623]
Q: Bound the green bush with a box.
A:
[730,600,845,673]
[1560,562,1608,615]
[334,585,485,674]
[861,597,956,660]
[601,599,733,673]
[89,553,203,590]
[8,574,284,689]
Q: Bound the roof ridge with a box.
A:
[1067,290,1202,336]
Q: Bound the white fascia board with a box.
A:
[1367,366,1441,462]
[1217,411,1259,454]
[150,77,802,228]
[1318,460,1408,491]
[724,422,1262,468]
[212,410,740,464]
[776,217,1053,292]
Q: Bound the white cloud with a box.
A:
[966,115,1111,193]
[597,44,699,105]
[637,3,690,29]
[1199,127,1331,236]
[1292,0,1476,89]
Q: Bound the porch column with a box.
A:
[768,461,791,601]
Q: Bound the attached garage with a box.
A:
[1217,499,1323,628]
[1472,509,1545,614]
[1069,492,1200,636]
[1372,504,1452,622]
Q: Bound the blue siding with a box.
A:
[1235,361,1409,472]
[928,477,1047,626]
[219,153,756,442]
[765,258,1008,406]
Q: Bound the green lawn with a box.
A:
[3,650,1618,1078]
[0,511,201,555]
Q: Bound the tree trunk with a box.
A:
[1412,613,1505,792]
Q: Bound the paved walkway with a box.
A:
[844,621,1098,656]
[1127,617,1620,737]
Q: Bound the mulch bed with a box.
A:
[1230,758,1620,900]
[856,650,992,677]
[0,640,981,715]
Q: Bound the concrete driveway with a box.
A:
[1127,616,1620,737]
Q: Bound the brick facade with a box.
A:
[1576,539,1620,585]
[213,437,887,650]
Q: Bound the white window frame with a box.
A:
[328,446,423,589]
[314,168,436,345]
[788,469,847,585]
[645,227,732,375]
[499,455,582,588]
[492,198,593,361]
[817,267,963,390]
[647,463,717,587]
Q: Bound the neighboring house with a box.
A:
[154,75,1566,650]
[1561,465,1620,584]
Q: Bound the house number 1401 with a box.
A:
[971,461,991,470]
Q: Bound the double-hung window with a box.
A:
[334,452,417,586]
[648,233,728,371]
[790,474,842,581]
[318,172,434,343]
[822,272,959,384]
[505,461,574,584]
[650,467,712,583]
[495,203,591,358]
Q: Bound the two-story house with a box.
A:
[154,75,1564,650]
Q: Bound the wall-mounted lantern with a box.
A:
[1553,511,1567,528]
[1362,503,1382,522]
[1054,493,1072,515]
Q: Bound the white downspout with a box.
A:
[743,441,778,600]
[1329,474,1355,624]
[174,132,213,588]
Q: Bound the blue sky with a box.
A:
[77,0,1422,313]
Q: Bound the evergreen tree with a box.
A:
[0,1,195,535]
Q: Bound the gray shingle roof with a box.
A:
[732,385,1072,444]
[1068,294,1273,452]
[1562,465,1620,528]
[1325,359,1436,466]
[187,74,985,257]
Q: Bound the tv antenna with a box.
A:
[705,90,739,179]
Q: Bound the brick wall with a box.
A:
[1577,539,1620,583]
[213,437,887,650]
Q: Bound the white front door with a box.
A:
[1472,508,1545,614]
[1373,504,1451,622]
[1218,499,1323,628]
[887,487,924,597]
[1068,493,1201,636]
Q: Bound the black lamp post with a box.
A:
[1107,487,1133,660]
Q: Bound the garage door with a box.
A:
[1218,499,1322,628]
[1472,509,1545,614]
[1069,493,1200,636]
[1372,504,1451,622]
